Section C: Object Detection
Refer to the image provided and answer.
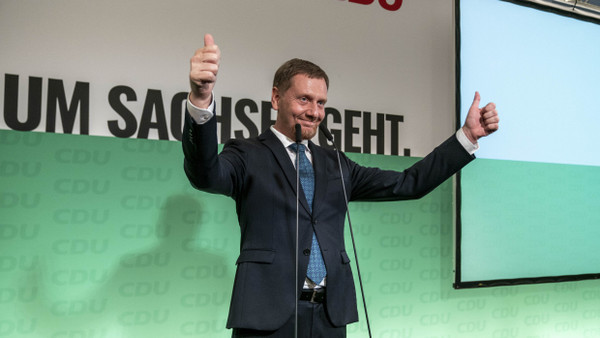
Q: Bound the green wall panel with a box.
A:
[1,129,599,337]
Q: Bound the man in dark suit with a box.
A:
[182,34,499,338]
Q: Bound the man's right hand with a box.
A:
[189,34,221,109]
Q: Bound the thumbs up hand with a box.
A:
[189,34,221,108]
[462,91,499,144]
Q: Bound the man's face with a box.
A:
[272,74,327,140]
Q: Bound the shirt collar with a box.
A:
[270,126,310,153]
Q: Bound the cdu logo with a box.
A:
[344,0,403,12]
[0,318,37,336]
[0,161,42,178]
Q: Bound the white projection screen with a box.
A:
[455,0,600,288]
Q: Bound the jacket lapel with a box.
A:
[309,141,329,218]
[259,129,312,214]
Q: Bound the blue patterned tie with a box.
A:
[289,143,327,284]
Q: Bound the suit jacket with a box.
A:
[182,111,474,330]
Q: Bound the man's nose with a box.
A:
[305,103,319,117]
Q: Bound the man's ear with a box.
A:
[271,87,279,110]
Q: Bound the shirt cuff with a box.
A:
[186,93,215,124]
[456,128,479,155]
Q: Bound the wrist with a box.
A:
[461,126,478,144]
[189,90,212,109]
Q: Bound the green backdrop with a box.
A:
[2,129,599,337]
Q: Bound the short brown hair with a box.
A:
[272,58,329,94]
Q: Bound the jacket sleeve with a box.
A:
[181,109,244,197]
[346,134,474,201]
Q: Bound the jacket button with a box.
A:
[303,249,311,256]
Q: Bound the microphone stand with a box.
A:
[319,124,373,338]
[294,124,302,338]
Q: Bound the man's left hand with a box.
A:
[462,91,499,144]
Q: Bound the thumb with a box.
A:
[470,91,481,110]
[204,33,215,47]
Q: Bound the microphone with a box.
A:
[318,123,373,338]
[293,123,301,338]
[318,123,334,143]
[295,123,302,143]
